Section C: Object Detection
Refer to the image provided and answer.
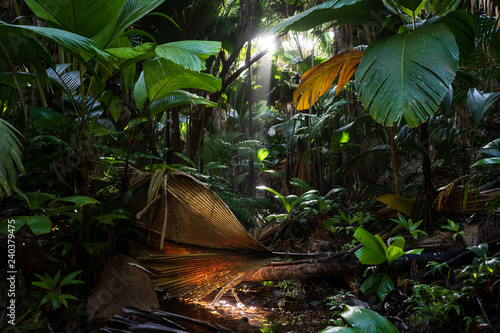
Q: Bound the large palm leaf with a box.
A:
[134,58,222,109]
[0,118,24,198]
[23,0,127,48]
[269,0,386,34]
[0,23,111,66]
[23,0,165,49]
[355,24,459,127]
[294,49,364,110]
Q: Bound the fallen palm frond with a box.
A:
[141,251,274,302]
[123,167,276,301]
[86,254,159,324]
[434,186,500,214]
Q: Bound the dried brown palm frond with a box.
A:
[122,167,276,302]
[141,251,274,302]
[126,167,270,252]
[86,254,159,324]
[435,185,500,214]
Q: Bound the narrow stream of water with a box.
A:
[159,281,337,332]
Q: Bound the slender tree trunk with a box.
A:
[420,122,433,192]
[246,39,254,192]
[170,107,182,164]
[412,121,438,232]
[81,126,92,243]
[388,126,401,196]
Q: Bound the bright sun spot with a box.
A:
[256,35,276,53]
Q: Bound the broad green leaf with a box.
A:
[95,214,128,225]
[390,236,405,249]
[285,195,298,212]
[340,132,350,144]
[471,157,500,167]
[376,274,395,302]
[480,138,500,157]
[105,44,153,60]
[0,23,111,64]
[437,11,476,59]
[0,24,56,73]
[0,217,26,234]
[355,24,459,127]
[141,58,221,105]
[374,234,387,253]
[108,96,123,123]
[27,216,52,235]
[155,44,206,71]
[57,196,99,205]
[468,243,488,257]
[441,85,453,112]
[257,148,270,162]
[386,245,405,265]
[360,273,394,301]
[269,0,386,33]
[29,107,61,120]
[354,227,387,254]
[155,41,221,71]
[377,194,415,216]
[23,192,56,209]
[467,89,500,124]
[4,216,52,235]
[257,186,286,203]
[0,72,37,88]
[290,178,313,191]
[0,118,24,198]
[134,71,148,109]
[406,248,423,255]
[163,41,221,61]
[24,0,127,48]
[107,42,156,64]
[149,91,218,118]
[355,247,387,265]
[341,305,399,332]
[112,0,166,44]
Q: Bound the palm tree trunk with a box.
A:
[81,126,92,243]
[387,126,401,196]
[412,121,438,232]
[171,107,182,164]
[246,39,255,192]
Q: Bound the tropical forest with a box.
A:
[1,0,500,332]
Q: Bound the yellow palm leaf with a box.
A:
[294,49,364,110]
